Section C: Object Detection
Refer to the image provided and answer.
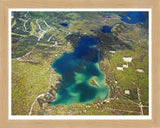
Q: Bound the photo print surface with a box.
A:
[10,9,151,118]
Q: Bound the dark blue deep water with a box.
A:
[60,23,68,27]
[101,12,146,34]
[119,12,146,24]
[101,26,113,33]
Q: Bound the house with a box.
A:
[109,51,116,54]
[136,69,144,73]
[123,64,128,68]
[125,90,130,95]
[117,67,123,71]
[123,57,132,62]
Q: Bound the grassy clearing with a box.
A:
[12,60,50,115]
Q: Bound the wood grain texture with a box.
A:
[0,0,160,127]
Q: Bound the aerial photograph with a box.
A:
[11,10,149,116]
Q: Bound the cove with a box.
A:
[119,12,146,24]
[49,36,109,106]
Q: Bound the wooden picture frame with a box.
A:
[0,0,160,127]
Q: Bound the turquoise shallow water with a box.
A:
[49,36,109,106]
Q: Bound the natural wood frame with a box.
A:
[0,0,160,127]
